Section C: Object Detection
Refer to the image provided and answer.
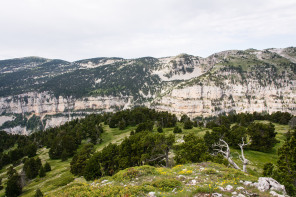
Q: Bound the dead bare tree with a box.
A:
[238,137,250,172]
[213,138,250,173]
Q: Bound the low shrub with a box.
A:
[151,178,182,191]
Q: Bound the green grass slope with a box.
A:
[0,121,290,196]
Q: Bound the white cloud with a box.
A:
[0,0,295,61]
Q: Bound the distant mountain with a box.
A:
[0,47,295,134]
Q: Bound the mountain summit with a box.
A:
[0,47,295,134]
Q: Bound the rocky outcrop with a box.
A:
[153,78,296,118]
[256,177,286,194]
[0,92,132,115]
[1,47,296,134]
[240,178,288,197]
[0,92,133,134]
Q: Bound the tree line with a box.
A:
[0,108,295,196]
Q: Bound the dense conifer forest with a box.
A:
[0,108,295,196]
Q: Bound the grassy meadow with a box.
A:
[0,120,291,196]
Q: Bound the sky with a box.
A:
[0,0,296,61]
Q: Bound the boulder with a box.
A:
[243,181,253,186]
[148,191,156,197]
[257,177,286,194]
[270,191,286,197]
[226,185,233,191]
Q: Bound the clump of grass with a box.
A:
[112,165,159,181]
[203,168,217,174]
[50,183,154,197]
[151,178,182,191]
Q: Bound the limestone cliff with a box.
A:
[0,47,295,134]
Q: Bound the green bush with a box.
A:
[157,127,163,133]
[151,178,182,191]
[173,126,182,133]
[5,174,22,197]
[263,163,274,176]
[183,120,193,129]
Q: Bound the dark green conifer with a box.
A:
[44,162,51,172]
[39,166,46,178]
[34,188,43,197]
[5,174,22,197]
[157,127,163,133]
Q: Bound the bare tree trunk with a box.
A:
[213,138,251,173]
[213,139,241,171]
[239,138,250,173]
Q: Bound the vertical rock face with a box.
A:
[0,92,131,115]
[0,47,296,134]
[153,74,296,118]
[0,92,132,134]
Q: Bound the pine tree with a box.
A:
[39,166,46,178]
[263,163,274,176]
[84,156,102,181]
[23,143,37,158]
[23,157,42,179]
[34,188,43,197]
[275,136,296,195]
[247,123,278,152]
[183,120,193,129]
[193,121,198,127]
[5,174,22,197]
[175,133,209,164]
[44,162,51,172]
[61,150,68,161]
[0,178,3,190]
[7,166,17,178]
[173,126,182,133]
[118,120,126,130]
[157,127,163,133]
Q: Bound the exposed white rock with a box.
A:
[0,115,15,126]
[1,48,296,134]
[257,177,286,194]
[242,181,253,186]
[44,116,84,129]
[212,193,223,197]
[78,59,122,69]
[148,191,156,197]
[218,186,225,191]
[270,191,286,197]
[0,92,131,115]
[226,185,234,191]
[3,126,28,135]
[101,180,109,184]
[177,175,186,179]
[154,77,296,119]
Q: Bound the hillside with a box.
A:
[0,108,294,196]
[0,47,295,134]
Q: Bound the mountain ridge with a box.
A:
[0,47,295,134]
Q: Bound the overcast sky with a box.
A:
[0,0,295,61]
